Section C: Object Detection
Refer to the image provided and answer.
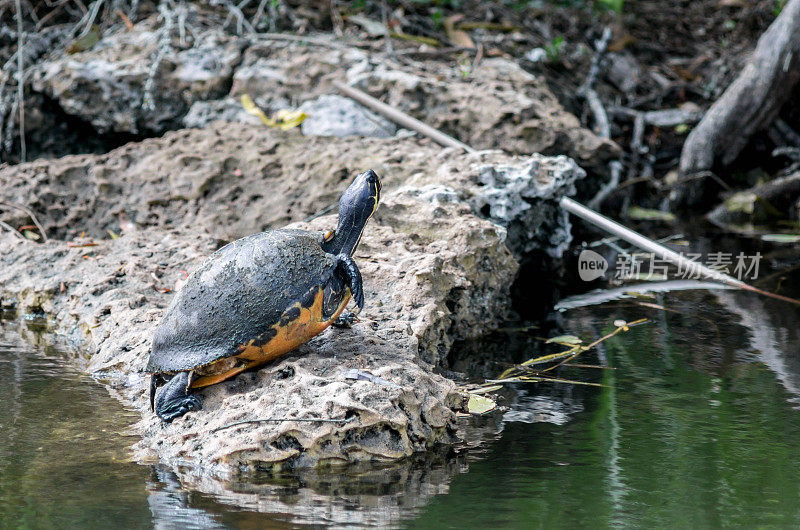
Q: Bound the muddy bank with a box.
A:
[0,122,584,476]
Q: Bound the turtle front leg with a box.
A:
[333,255,364,327]
[155,371,202,423]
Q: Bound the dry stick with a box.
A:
[0,220,26,241]
[332,81,475,153]
[0,201,47,242]
[14,0,25,162]
[335,84,800,306]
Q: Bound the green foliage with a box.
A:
[774,0,787,15]
[429,8,444,28]
[544,35,564,61]
[595,0,624,14]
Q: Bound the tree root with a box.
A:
[679,0,800,181]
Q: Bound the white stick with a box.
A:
[333,81,475,153]
[559,197,746,288]
[335,82,799,304]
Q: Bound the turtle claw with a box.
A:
[155,371,202,423]
[333,312,359,328]
[158,395,202,423]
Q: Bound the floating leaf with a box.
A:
[546,335,583,345]
[241,95,307,130]
[761,234,800,243]
[613,319,627,327]
[628,206,676,222]
[467,394,497,415]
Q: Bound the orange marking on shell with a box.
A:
[190,287,351,389]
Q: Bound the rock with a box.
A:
[16,18,615,182]
[182,97,262,129]
[400,151,586,260]
[0,123,551,477]
[468,154,585,258]
[32,23,243,134]
[299,95,396,138]
[227,42,620,174]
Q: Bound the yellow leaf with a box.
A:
[272,109,308,130]
[467,394,497,415]
[241,95,306,130]
[107,229,119,240]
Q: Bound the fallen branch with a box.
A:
[333,81,475,153]
[335,83,800,306]
[0,201,48,242]
[680,0,800,175]
[14,0,26,162]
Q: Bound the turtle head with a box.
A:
[323,169,381,256]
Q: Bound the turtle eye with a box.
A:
[323,230,335,242]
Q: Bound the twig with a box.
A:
[585,88,609,139]
[380,0,393,56]
[333,81,475,153]
[211,416,353,432]
[0,201,47,242]
[578,27,612,96]
[142,3,174,113]
[248,32,344,49]
[0,220,26,241]
[77,0,103,39]
[588,160,622,209]
[14,0,25,162]
[116,8,134,30]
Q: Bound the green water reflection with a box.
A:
[0,326,152,528]
[411,288,800,528]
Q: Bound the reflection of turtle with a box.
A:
[147,170,382,422]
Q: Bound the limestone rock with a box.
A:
[32,24,243,134]
[299,95,396,138]
[0,124,529,476]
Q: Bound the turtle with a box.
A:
[147,169,382,422]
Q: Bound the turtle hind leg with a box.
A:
[332,312,358,328]
[155,371,202,423]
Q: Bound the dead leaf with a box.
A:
[347,14,387,37]
[607,34,636,52]
[241,95,307,130]
[444,15,475,48]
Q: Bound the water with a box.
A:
[1,237,800,527]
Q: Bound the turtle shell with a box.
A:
[147,229,346,375]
